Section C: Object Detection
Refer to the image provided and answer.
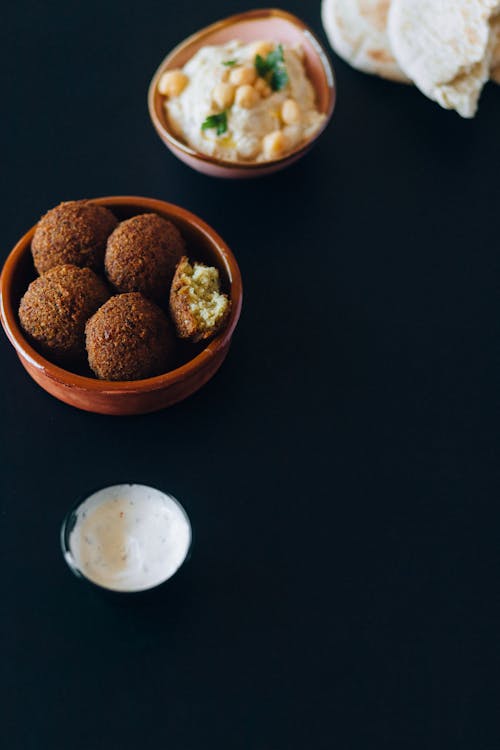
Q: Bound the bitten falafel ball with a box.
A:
[105,214,185,303]
[85,293,175,381]
[19,264,111,364]
[170,257,231,343]
[31,201,118,274]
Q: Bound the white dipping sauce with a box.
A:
[65,484,192,592]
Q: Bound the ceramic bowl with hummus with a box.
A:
[148,9,336,178]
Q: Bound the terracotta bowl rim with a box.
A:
[147,7,336,172]
[0,196,243,394]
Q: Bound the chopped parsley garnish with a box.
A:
[222,59,237,67]
[254,44,289,91]
[255,54,269,78]
[201,110,228,136]
[267,45,286,69]
[271,67,289,92]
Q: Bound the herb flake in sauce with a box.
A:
[201,110,228,136]
[255,44,289,91]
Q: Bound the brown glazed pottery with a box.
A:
[0,196,242,416]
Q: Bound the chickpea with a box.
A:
[255,78,272,98]
[212,82,236,110]
[281,99,301,125]
[157,70,189,97]
[229,65,257,87]
[262,130,287,160]
[237,137,261,161]
[251,40,275,59]
[235,84,260,109]
[283,124,302,150]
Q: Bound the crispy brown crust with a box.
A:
[105,214,185,304]
[31,201,118,275]
[18,264,111,363]
[85,292,175,381]
[169,256,231,343]
[169,258,200,341]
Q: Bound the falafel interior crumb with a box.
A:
[180,261,229,330]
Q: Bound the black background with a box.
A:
[1,1,499,748]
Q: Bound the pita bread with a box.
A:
[491,15,500,83]
[321,0,410,83]
[388,0,500,117]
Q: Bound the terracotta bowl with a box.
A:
[148,8,336,178]
[0,196,243,416]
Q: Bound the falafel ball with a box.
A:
[170,257,231,343]
[19,264,111,364]
[105,214,185,303]
[85,293,175,381]
[31,200,118,274]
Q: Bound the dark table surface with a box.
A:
[1,1,499,748]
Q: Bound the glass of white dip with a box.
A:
[61,484,192,593]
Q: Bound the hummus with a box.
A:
[159,40,326,162]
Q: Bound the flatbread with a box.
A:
[388,0,500,117]
[491,15,500,83]
[321,0,410,83]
